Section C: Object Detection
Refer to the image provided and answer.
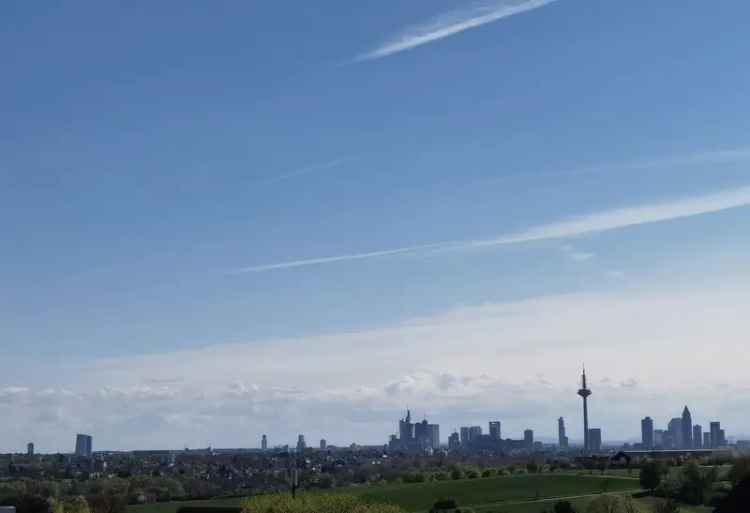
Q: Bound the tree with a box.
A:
[63,497,90,513]
[640,460,666,494]
[678,460,715,505]
[652,498,680,513]
[585,495,645,513]
[553,500,576,513]
[715,476,750,513]
[728,457,750,487]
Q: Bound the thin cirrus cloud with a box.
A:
[354,0,560,62]
[235,184,750,273]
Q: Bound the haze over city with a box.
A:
[3,0,750,454]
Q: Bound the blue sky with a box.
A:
[2,0,750,452]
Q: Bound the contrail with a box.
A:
[355,0,559,62]
[234,185,750,273]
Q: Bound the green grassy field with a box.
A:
[128,474,641,513]
[358,475,640,512]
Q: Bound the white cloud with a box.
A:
[236,184,750,273]
[355,0,559,62]
[5,276,750,451]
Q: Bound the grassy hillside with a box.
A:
[359,474,639,512]
[128,474,641,513]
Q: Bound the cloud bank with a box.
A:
[236,184,750,273]
[355,0,559,62]
[5,278,750,452]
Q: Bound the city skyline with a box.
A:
[10,369,741,455]
[3,1,750,452]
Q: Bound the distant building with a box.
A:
[641,417,654,449]
[448,431,460,449]
[399,410,415,443]
[668,418,683,449]
[469,426,482,441]
[693,425,703,449]
[681,406,693,449]
[27,443,34,456]
[703,432,711,448]
[558,417,568,449]
[718,429,727,447]
[489,421,501,440]
[654,429,665,448]
[391,410,439,452]
[319,439,326,450]
[524,429,534,449]
[710,422,721,448]
[460,427,470,446]
[75,434,92,458]
[261,434,268,451]
[296,434,306,452]
[588,428,602,452]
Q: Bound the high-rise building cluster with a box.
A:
[640,406,728,450]
[388,410,440,452]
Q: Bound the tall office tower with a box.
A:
[296,434,306,452]
[319,439,327,450]
[399,410,415,442]
[460,427,470,445]
[261,434,268,451]
[703,432,711,448]
[588,428,602,452]
[448,431,460,449]
[577,367,592,453]
[27,443,34,456]
[469,426,482,441]
[710,422,721,448]
[75,434,92,458]
[668,418,683,449]
[558,417,568,448]
[654,430,665,448]
[718,429,727,447]
[428,424,440,450]
[693,425,703,449]
[524,429,534,449]
[489,421,502,440]
[415,419,429,446]
[641,417,654,449]
[682,406,693,448]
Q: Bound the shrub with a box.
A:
[242,493,406,513]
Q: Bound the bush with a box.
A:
[640,460,666,493]
[585,495,644,513]
[553,500,576,513]
[242,493,406,513]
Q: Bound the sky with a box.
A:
[2,0,750,452]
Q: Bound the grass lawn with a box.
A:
[127,475,641,513]
[359,475,640,512]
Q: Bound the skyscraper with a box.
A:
[703,432,711,448]
[448,431,460,449]
[558,417,568,449]
[588,428,602,452]
[710,422,721,449]
[27,443,34,456]
[399,410,414,442]
[577,367,592,453]
[524,429,534,449]
[469,426,482,441]
[641,417,654,449]
[296,434,306,452]
[319,439,327,450]
[489,421,501,440]
[693,425,703,449]
[668,418,683,449]
[261,434,268,451]
[460,427,470,446]
[681,406,693,449]
[75,434,92,458]
[428,424,440,450]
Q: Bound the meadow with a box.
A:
[127,474,642,513]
